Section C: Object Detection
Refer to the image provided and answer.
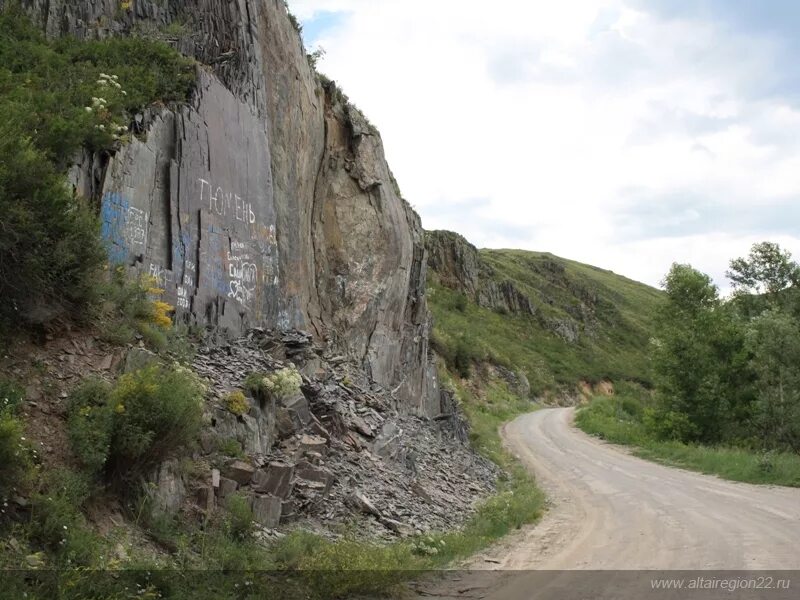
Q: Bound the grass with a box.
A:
[576,393,800,487]
[428,247,663,395]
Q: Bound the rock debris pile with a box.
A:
[188,329,499,540]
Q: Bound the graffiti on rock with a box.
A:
[100,192,149,263]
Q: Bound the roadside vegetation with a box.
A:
[577,392,800,486]
[577,242,800,487]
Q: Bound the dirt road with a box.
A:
[412,408,800,598]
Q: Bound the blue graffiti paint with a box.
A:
[100,192,130,264]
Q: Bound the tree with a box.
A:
[745,310,800,453]
[661,263,718,314]
[650,264,752,443]
[727,242,800,299]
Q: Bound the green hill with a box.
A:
[426,231,663,396]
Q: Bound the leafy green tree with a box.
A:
[650,264,752,443]
[727,242,800,311]
[745,310,800,453]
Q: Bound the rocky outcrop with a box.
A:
[425,230,609,343]
[13,0,438,415]
[426,230,535,317]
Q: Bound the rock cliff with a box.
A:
[15,0,438,415]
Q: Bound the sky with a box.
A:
[289,0,800,291]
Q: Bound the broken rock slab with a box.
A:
[346,491,381,518]
[217,477,238,499]
[251,461,294,499]
[296,434,328,458]
[149,459,186,516]
[251,494,282,528]
[282,392,311,426]
[295,462,334,496]
[196,486,215,512]
[225,460,255,485]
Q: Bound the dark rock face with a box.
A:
[12,0,438,414]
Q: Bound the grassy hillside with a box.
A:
[428,247,664,395]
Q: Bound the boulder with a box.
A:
[224,460,255,485]
[282,392,311,427]
[217,477,238,499]
[275,408,296,438]
[251,461,294,499]
[297,434,327,458]
[295,462,334,496]
[196,486,215,512]
[251,494,282,528]
[149,459,186,516]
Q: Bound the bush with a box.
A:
[245,367,302,400]
[224,493,255,541]
[98,270,176,349]
[0,413,32,500]
[0,125,106,329]
[643,406,698,441]
[217,438,245,459]
[224,390,250,416]
[68,364,204,484]
[67,379,114,476]
[107,364,204,482]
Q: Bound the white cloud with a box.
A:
[289,0,800,288]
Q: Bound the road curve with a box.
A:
[502,407,800,570]
[412,407,800,599]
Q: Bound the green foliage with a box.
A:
[283,1,303,35]
[727,241,800,299]
[0,413,33,500]
[0,7,195,332]
[452,292,468,312]
[651,263,753,444]
[28,469,100,566]
[577,393,800,486]
[650,244,800,455]
[68,364,204,485]
[224,493,255,541]
[745,310,800,453]
[0,378,33,499]
[0,378,24,416]
[96,268,190,356]
[223,390,250,416]
[0,119,106,329]
[67,378,114,475]
[108,364,204,482]
[217,438,245,459]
